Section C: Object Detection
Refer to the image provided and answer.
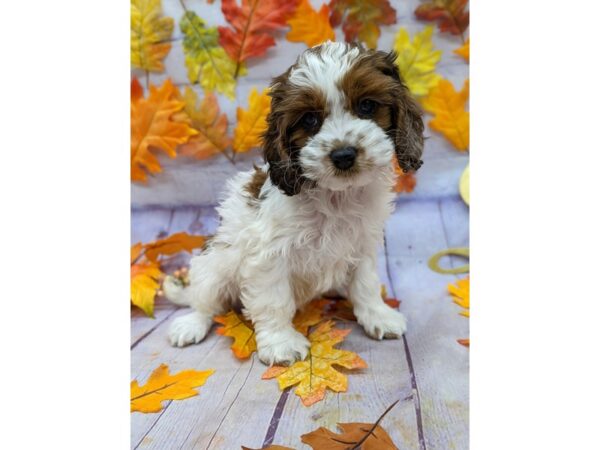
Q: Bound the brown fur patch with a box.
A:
[244,166,268,199]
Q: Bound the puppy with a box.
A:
[163,42,424,366]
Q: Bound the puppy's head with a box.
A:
[263,42,424,196]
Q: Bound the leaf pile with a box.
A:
[329,0,397,49]
[131,363,214,413]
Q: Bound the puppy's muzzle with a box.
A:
[330,146,357,170]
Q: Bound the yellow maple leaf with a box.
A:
[448,277,469,317]
[422,78,469,151]
[131,243,163,317]
[393,26,442,97]
[131,0,174,73]
[214,311,257,359]
[180,11,245,99]
[286,0,335,47]
[262,321,367,406]
[131,79,198,182]
[454,38,469,62]
[178,88,232,160]
[131,363,214,413]
[233,88,271,154]
[143,231,206,262]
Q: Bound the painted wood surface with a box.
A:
[131,199,469,449]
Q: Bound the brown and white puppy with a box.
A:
[164,42,424,366]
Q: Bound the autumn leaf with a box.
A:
[131,77,143,102]
[219,0,300,78]
[262,321,367,406]
[131,79,197,182]
[329,0,397,49]
[233,88,271,154]
[454,38,469,62]
[178,88,232,160]
[393,158,416,193]
[131,364,214,413]
[131,242,163,317]
[301,400,400,449]
[143,232,206,262]
[415,0,469,39]
[293,299,332,335]
[287,0,335,47]
[328,298,400,322]
[131,0,174,73]
[392,26,442,97]
[457,338,469,347]
[215,311,257,359]
[422,78,469,151]
[448,276,469,317]
[180,11,243,99]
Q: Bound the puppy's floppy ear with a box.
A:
[382,51,425,173]
[262,73,305,196]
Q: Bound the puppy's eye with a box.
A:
[357,99,378,117]
[301,112,319,130]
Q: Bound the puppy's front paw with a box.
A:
[356,306,407,340]
[257,328,310,366]
[168,312,211,347]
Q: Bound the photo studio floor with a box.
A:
[131,196,469,450]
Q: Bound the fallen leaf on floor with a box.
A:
[233,88,271,154]
[457,338,470,347]
[392,26,442,97]
[286,0,335,47]
[131,79,197,182]
[131,243,163,317]
[301,399,400,448]
[327,298,400,322]
[178,88,231,160]
[180,11,242,99]
[142,232,206,262]
[293,299,332,335]
[329,0,397,49]
[262,321,367,406]
[214,311,257,359]
[448,277,469,317]
[422,78,469,151]
[454,38,469,62]
[131,364,214,413]
[131,0,174,73]
[394,160,417,193]
[219,0,300,78]
[415,0,469,38]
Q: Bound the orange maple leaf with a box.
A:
[329,0,397,49]
[218,0,300,78]
[232,87,271,154]
[131,79,197,182]
[454,38,469,62]
[392,158,417,193]
[263,321,367,406]
[415,0,469,38]
[286,0,335,47]
[457,338,469,347]
[214,311,257,359]
[131,243,163,317]
[142,232,206,262]
[131,77,143,102]
[178,87,232,160]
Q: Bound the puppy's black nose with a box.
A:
[330,146,357,170]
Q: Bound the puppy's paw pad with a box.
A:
[357,307,407,340]
[258,329,310,366]
[168,313,211,347]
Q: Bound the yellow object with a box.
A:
[233,88,271,153]
[422,79,469,151]
[179,88,231,160]
[142,231,206,262]
[460,163,470,205]
[454,38,470,62]
[131,79,197,182]
[131,243,163,317]
[131,364,214,413]
[262,321,367,406]
[393,26,442,97]
[448,277,470,317]
[286,0,335,47]
[180,11,243,99]
[428,247,469,274]
[214,311,257,359]
[130,0,174,73]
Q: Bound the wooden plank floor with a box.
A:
[131,198,469,450]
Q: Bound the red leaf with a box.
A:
[414,0,469,37]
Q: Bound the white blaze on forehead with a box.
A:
[288,42,361,106]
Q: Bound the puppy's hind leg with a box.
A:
[165,250,236,347]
